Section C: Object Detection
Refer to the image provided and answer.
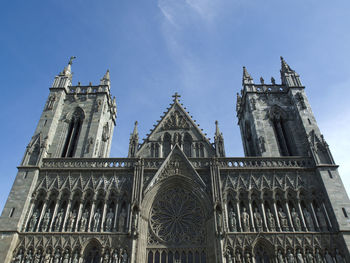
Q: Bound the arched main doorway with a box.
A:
[83,240,102,263]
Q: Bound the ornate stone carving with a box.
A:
[241,207,250,232]
[266,208,276,231]
[93,209,101,232]
[105,208,114,232]
[278,208,288,231]
[291,208,302,231]
[228,208,237,232]
[162,110,190,130]
[149,187,205,245]
[254,208,263,232]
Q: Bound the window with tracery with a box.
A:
[62,108,84,157]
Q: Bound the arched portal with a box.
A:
[253,238,274,263]
[139,178,214,263]
[82,240,101,263]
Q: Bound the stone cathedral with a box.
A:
[1,57,350,263]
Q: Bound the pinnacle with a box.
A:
[242,66,253,84]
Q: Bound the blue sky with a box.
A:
[1,0,350,212]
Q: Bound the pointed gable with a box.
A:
[144,145,206,193]
[137,94,215,158]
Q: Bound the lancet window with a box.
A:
[61,108,84,157]
[183,133,192,157]
[163,133,171,157]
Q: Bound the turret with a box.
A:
[128,121,139,157]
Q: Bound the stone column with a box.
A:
[260,201,268,231]
[75,201,84,231]
[113,203,119,231]
[236,201,242,231]
[126,203,131,231]
[62,199,72,232]
[285,202,294,232]
[49,200,60,232]
[23,200,35,231]
[88,201,96,232]
[297,200,307,231]
[36,200,48,232]
[101,201,108,232]
[309,202,320,231]
[273,201,281,231]
[248,201,255,232]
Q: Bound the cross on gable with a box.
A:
[172,92,181,102]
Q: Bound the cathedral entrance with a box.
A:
[146,186,209,263]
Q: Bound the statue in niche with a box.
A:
[266,208,276,231]
[119,207,127,232]
[271,77,276,85]
[335,249,345,263]
[121,249,128,263]
[103,252,110,263]
[225,249,233,263]
[112,249,119,263]
[28,210,39,232]
[105,208,114,231]
[216,209,223,234]
[278,207,288,231]
[68,210,77,232]
[235,251,243,263]
[324,250,333,263]
[85,137,94,154]
[305,249,313,263]
[291,208,302,231]
[46,95,56,110]
[93,209,101,232]
[228,208,237,232]
[41,209,51,232]
[260,77,265,84]
[62,249,70,263]
[131,210,139,235]
[258,136,266,153]
[34,249,42,263]
[253,208,263,232]
[72,251,79,263]
[14,249,24,263]
[314,248,323,263]
[24,249,33,263]
[303,208,315,231]
[245,252,252,263]
[241,207,250,232]
[80,210,89,232]
[316,207,328,231]
[277,250,285,263]
[296,249,304,263]
[44,248,52,263]
[286,249,295,263]
[54,209,64,231]
[53,249,61,263]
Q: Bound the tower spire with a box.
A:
[128,121,139,157]
[280,56,302,87]
[100,69,110,86]
[214,120,225,157]
[242,66,254,85]
[132,121,138,137]
[280,56,293,73]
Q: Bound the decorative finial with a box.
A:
[172,92,181,102]
[280,56,293,72]
[215,120,220,136]
[242,66,254,85]
[132,121,138,136]
[271,77,276,85]
[68,56,77,65]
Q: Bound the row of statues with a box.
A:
[13,247,129,263]
[225,248,345,263]
[226,204,328,232]
[27,205,131,233]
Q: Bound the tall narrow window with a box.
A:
[163,133,171,157]
[62,108,84,157]
[184,133,192,157]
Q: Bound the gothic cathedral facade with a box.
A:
[0,57,350,263]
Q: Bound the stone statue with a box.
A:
[54,209,64,231]
[106,208,114,231]
[121,249,128,263]
[28,210,39,232]
[131,211,139,235]
[245,252,252,263]
[93,209,101,231]
[112,249,119,263]
[303,208,315,231]
[324,250,333,263]
[225,249,233,263]
[241,207,250,232]
[119,207,127,232]
[14,249,24,263]
[235,251,243,263]
[72,251,79,263]
[34,250,42,263]
[287,249,295,263]
[216,210,223,233]
[277,250,285,263]
[103,252,110,263]
[228,209,237,232]
[291,208,302,231]
[278,207,288,231]
[41,209,51,232]
[62,249,70,263]
[296,249,304,263]
[316,208,328,231]
[53,249,61,263]
[68,210,77,232]
[254,208,263,232]
[305,249,313,263]
[24,249,33,263]
[44,249,52,263]
[266,208,276,231]
[80,210,89,232]
[335,249,345,263]
[315,248,323,263]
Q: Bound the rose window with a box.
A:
[149,187,205,245]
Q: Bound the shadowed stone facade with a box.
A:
[0,57,349,263]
